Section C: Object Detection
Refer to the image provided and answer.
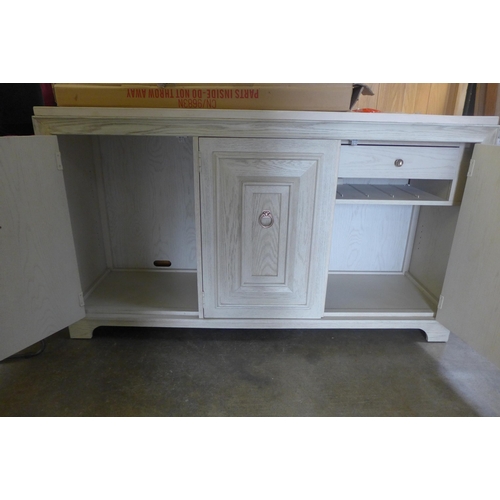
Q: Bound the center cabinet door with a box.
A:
[199,138,340,319]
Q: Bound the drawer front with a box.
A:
[339,145,463,179]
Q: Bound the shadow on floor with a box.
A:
[0,327,492,416]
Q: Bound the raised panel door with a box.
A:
[200,138,339,318]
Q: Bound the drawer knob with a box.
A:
[394,159,404,167]
[259,210,274,228]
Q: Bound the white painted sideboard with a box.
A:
[1,107,500,366]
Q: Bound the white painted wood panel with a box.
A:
[98,136,196,270]
[32,106,499,125]
[32,107,500,145]
[58,136,108,293]
[242,185,290,283]
[437,145,500,368]
[336,183,451,204]
[339,144,463,179]
[219,158,308,304]
[329,205,414,272]
[69,316,449,342]
[0,137,85,361]
[408,206,460,301]
[200,138,339,318]
[84,270,198,316]
[325,274,435,316]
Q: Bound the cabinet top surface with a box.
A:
[32,106,499,123]
[32,107,500,143]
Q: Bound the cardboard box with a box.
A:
[52,84,372,111]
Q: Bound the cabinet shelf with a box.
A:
[324,274,436,317]
[83,271,436,320]
[336,181,452,204]
[84,270,199,318]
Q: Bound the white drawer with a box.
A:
[339,145,463,179]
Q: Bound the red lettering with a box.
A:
[234,88,259,99]
[177,98,217,108]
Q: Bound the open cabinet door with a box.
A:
[437,144,500,368]
[0,136,85,361]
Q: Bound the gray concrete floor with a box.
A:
[1,327,500,416]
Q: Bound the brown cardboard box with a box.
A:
[52,84,372,111]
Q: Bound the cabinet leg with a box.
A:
[68,319,98,339]
[421,322,450,342]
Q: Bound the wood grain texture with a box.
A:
[453,83,468,115]
[67,316,449,341]
[336,183,451,204]
[98,136,196,270]
[354,83,468,115]
[33,106,499,122]
[0,137,85,360]
[408,206,460,301]
[83,270,198,315]
[339,144,462,179]
[200,138,339,318]
[424,84,445,115]
[376,84,406,113]
[222,159,306,298]
[32,107,500,145]
[58,135,108,293]
[485,83,500,116]
[325,274,435,315]
[409,84,432,114]
[329,205,414,272]
[243,186,290,281]
[16,107,499,345]
[437,145,500,367]
[192,137,205,319]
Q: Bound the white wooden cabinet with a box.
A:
[1,108,500,367]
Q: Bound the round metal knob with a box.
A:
[258,210,274,228]
[394,159,404,167]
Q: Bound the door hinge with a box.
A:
[198,151,202,171]
[438,295,444,310]
[56,152,63,170]
[78,292,85,307]
[467,159,475,177]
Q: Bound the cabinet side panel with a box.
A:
[99,136,196,270]
[58,136,108,293]
[408,206,459,301]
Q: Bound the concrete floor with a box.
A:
[1,327,500,416]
